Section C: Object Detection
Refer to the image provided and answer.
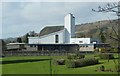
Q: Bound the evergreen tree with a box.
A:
[99,30,106,43]
[1,40,7,51]
[24,33,29,43]
[17,37,22,43]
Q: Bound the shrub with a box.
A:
[115,64,120,72]
[66,60,76,68]
[109,48,118,52]
[67,54,76,59]
[67,54,85,59]
[54,59,65,65]
[99,54,114,59]
[66,58,99,68]
[99,65,105,71]
[76,54,85,59]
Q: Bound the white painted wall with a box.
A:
[29,30,65,44]
[64,29,70,43]
[70,38,91,44]
[70,38,101,44]
[71,15,75,38]
[64,13,75,39]
[79,44,94,52]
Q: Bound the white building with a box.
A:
[28,13,107,52]
[29,13,100,45]
[70,38,101,44]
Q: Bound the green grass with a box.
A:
[1,54,119,74]
[0,58,2,75]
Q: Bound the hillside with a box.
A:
[75,19,118,46]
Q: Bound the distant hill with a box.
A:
[4,37,17,43]
[75,19,118,46]
[4,19,118,46]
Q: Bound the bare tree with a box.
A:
[92,2,120,73]
[92,2,120,42]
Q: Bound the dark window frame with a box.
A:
[55,34,59,43]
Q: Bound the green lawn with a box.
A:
[0,58,2,75]
[1,54,119,74]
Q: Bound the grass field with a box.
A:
[1,54,119,74]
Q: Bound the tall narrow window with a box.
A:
[55,35,59,43]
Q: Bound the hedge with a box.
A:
[67,54,85,59]
[54,59,65,65]
[66,58,99,68]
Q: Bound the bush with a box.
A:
[66,60,76,68]
[67,54,76,59]
[99,54,114,59]
[115,64,120,72]
[109,48,118,52]
[76,54,85,59]
[99,65,105,71]
[67,54,85,59]
[66,58,99,68]
[54,59,65,65]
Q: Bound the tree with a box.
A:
[1,39,7,51]
[24,33,29,43]
[17,37,22,43]
[29,31,35,37]
[92,2,120,74]
[92,2,120,52]
[99,30,106,43]
[92,2,120,42]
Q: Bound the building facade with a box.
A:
[27,13,104,52]
[28,13,100,45]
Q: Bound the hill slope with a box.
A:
[75,19,118,46]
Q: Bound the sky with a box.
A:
[1,2,118,39]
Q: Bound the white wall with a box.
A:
[70,38,101,44]
[70,38,91,44]
[64,13,75,39]
[64,29,70,43]
[79,44,94,52]
[71,16,75,38]
[29,30,65,44]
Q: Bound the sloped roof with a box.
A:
[39,26,64,36]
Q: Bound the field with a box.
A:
[0,54,119,75]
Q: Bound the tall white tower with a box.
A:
[64,13,75,43]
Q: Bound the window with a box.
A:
[30,45,33,47]
[79,41,83,43]
[55,35,59,43]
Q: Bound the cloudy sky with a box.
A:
[1,2,118,39]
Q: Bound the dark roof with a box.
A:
[39,26,64,36]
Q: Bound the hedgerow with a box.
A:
[66,58,99,68]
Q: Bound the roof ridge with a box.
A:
[39,29,65,39]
